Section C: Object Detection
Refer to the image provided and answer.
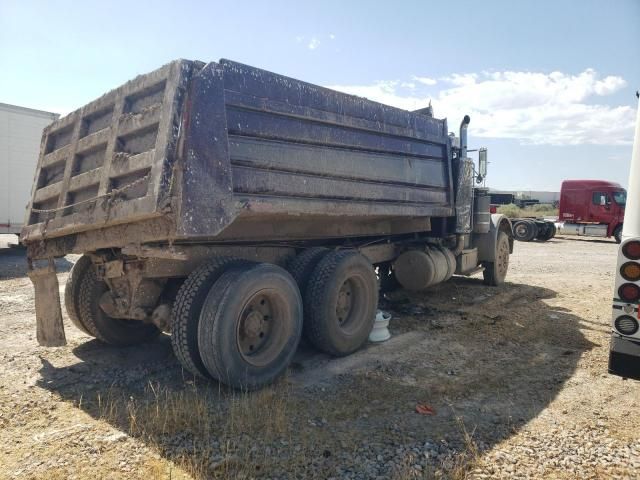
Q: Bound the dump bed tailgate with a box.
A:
[21,60,199,242]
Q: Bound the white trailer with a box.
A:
[609,92,640,380]
[0,103,58,235]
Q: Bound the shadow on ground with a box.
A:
[554,235,617,245]
[37,277,595,478]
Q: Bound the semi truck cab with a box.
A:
[558,180,626,242]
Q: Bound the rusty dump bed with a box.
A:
[22,59,454,253]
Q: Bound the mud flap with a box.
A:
[28,259,66,347]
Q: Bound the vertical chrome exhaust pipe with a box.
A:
[459,115,470,159]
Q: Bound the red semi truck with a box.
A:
[557,180,626,243]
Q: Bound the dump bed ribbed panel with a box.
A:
[22,60,198,241]
[23,58,456,249]
[220,60,452,212]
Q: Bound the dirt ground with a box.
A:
[0,235,638,479]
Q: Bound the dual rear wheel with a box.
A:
[171,250,378,389]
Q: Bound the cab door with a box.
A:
[590,191,615,224]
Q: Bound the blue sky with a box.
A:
[1,0,638,191]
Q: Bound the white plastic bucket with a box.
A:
[369,310,391,343]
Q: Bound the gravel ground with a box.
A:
[0,235,638,479]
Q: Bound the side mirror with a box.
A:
[478,148,488,178]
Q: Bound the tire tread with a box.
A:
[64,255,95,336]
[171,257,250,378]
[286,247,328,292]
[77,262,160,345]
[304,250,377,356]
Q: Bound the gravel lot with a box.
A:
[0,236,638,479]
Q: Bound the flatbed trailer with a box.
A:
[23,59,513,389]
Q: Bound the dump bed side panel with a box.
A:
[177,59,454,238]
[221,60,453,218]
[21,60,198,242]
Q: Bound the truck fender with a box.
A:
[475,214,514,262]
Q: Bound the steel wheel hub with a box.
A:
[336,281,353,325]
[497,240,509,274]
[238,295,272,357]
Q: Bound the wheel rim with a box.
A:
[515,224,527,237]
[236,289,287,367]
[334,276,368,335]
[496,238,509,278]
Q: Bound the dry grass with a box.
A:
[448,414,482,480]
[94,379,301,479]
[497,203,558,219]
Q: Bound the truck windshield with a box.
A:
[613,191,626,206]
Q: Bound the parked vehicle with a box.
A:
[489,193,515,206]
[609,92,640,381]
[22,59,513,389]
[0,103,58,234]
[489,193,540,208]
[511,218,557,242]
[557,179,626,243]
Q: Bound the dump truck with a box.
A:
[22,59,513,389]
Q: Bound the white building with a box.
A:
[0,103,59,234]
[490,189,560,204]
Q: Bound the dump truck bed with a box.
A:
[22,59,454,251]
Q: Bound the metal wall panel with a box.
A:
[0,104,58,234]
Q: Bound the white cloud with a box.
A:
[329,33,336,40]
[327,69,634,146]
[412,75,437,86]
[441,73,478,86]
[327,81,428,111]
[594,75,627,95]
[308,37,320,50]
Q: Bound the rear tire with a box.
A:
[197,263,303,390]
[614,225,623,244]
[536,221,555,241]
[77,264,160,346]
[513,220,536,242]
[535,222,549,241]
[171,257,252,378]
[287,247,329,296]
[526,220,539,239]
[304,251,378,356]
[64,255,96,336]
[483,231,510,286]
[547,222,557,239]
